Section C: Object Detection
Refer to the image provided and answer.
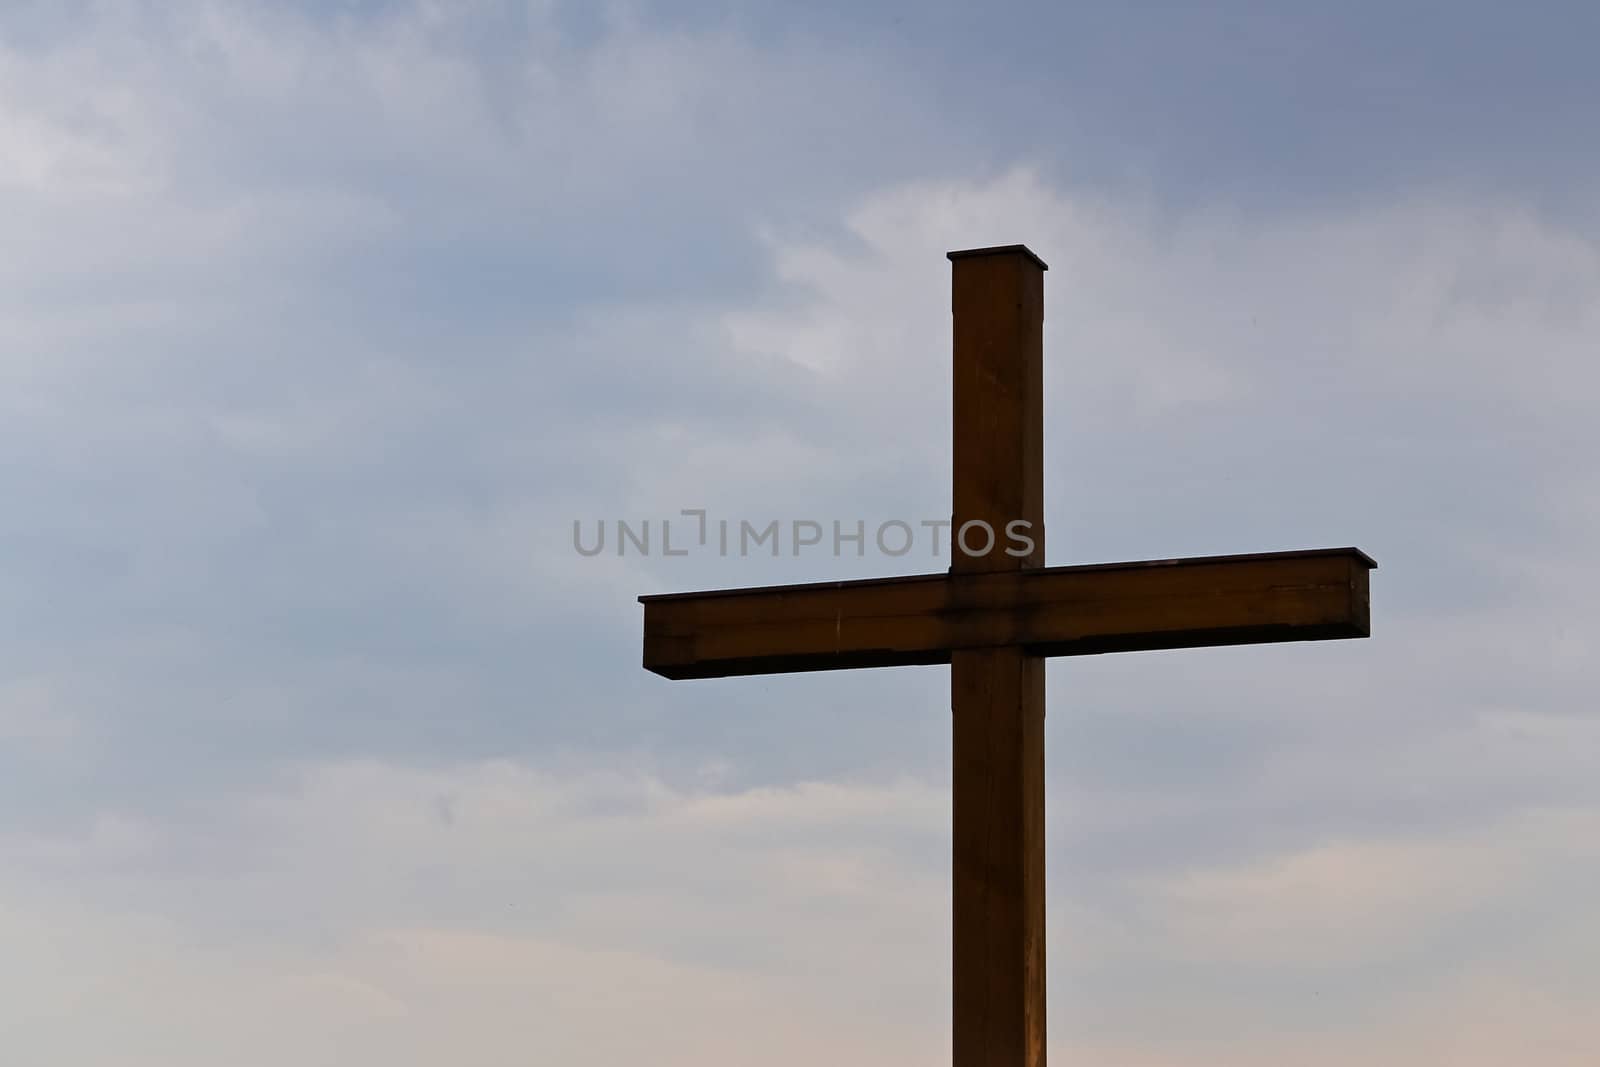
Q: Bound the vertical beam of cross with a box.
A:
[638,242,1374,1064]
[948,246,1048,1067]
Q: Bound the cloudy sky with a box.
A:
[4,1,1599,1063]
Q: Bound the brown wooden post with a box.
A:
[637,242,1374,1066]
[948,245,1047,1067]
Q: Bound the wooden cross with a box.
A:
[637,244,1375,1066]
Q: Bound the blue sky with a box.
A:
[3,2,1599,1063]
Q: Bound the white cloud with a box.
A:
[0,678,79,748]
[0,760,952,1066]
[1132,807,1600,968]
[2,4,1599,1064]
[4,755,1597,1064]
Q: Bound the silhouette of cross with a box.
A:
[639,244,1375,1066]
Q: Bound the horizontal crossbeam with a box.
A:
[640,548,1374,680]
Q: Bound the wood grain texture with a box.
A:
[640,548,1374,679]
[949,247,1045,572]
[635,243,1376,1067]
[950,247,1047,1065]
[952,647,1046,1067]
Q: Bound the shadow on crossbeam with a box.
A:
[640,547,1375,680]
